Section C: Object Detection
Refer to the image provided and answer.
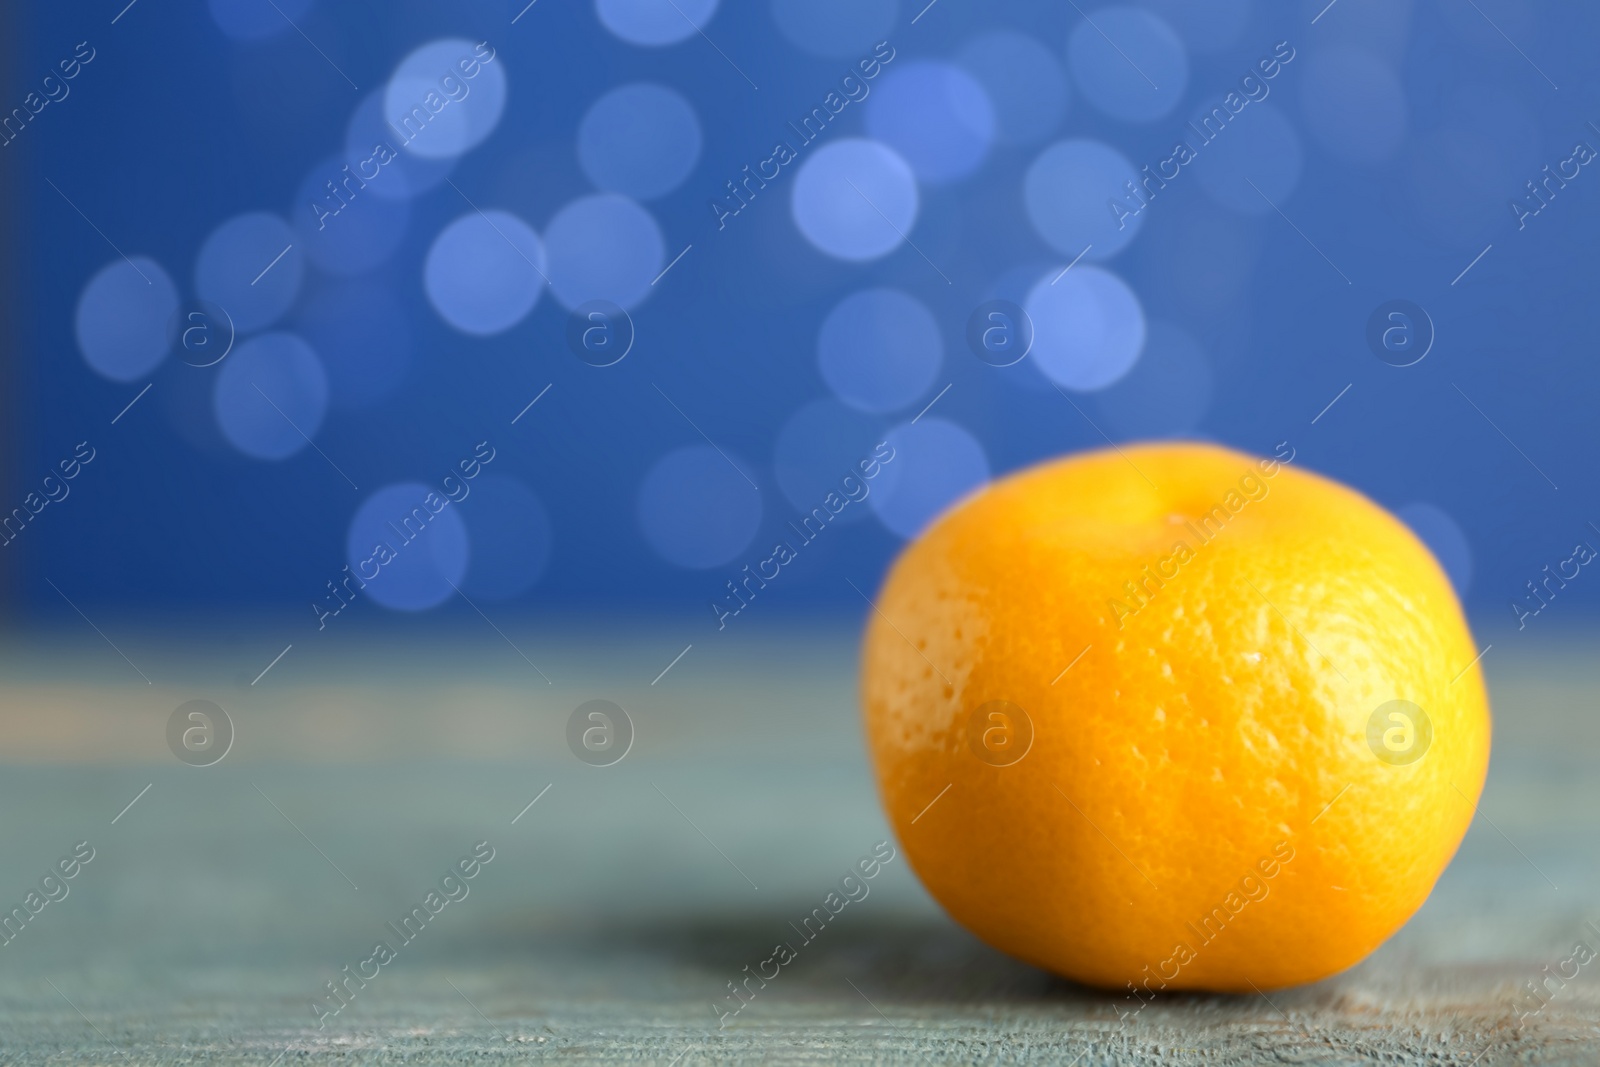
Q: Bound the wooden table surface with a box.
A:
[0,621,1595,1064]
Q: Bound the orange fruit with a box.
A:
[861,442,1490,993]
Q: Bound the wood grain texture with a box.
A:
[0,625,1592,1064]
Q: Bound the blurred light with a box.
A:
[597,0,719,47]
[75,257,178,383]
[1397,502,1473,597]
[384,39,506,161]
[770,0,897,58]
[213,332,329,460]
[208,0,313,42]
[1024,139,1142,259]
[981,263,1058,394]
[869,417,990,539]
[345,90,456,202]
[291,155,411,276]
[864,60,996,185]
[956,30,1069,147]
[1068,6,1188,122]
[460,475,553,601]
[424,210,547,336]
[1193,103,1302,216]
[773,398,885,523]
[195,212,302,334]
[544,193,664,311]
[578,83,703,199]
[1092,321,1212,437]
[295,276,413,409]
[346,482,470,612]
[817,288,941,413]
[791,138,918,262]
[1299,47,1408,165]
[1133,0,1250,52]
[1025,265,1145,391]
[638,445,762,568]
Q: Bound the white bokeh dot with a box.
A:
[75,257,178,383]
[864,60,996,185]
[1025,140,1143,261]
[425,210,546,336]
[345,89,456,202]
[597,0,719,47]
[773,398,885,523]
[957,30,1070,146]
[213,332,329,460]
[460,474,553,601]
[791,138,918,262]
[638,445,763,569]
[1397,502,1473,598]
[1299,46,1408,165]
[1025,265,1145,391]
[384,39,507,162]
[770,0,897,58]
[817,289,941,414]
[195,212,303,334]
[869,418,990,540]
[1193,102,1302,216]
[544,194,665,311]
[578,83,703,200]
[1069,6,1188,122]
[346,482,471,612]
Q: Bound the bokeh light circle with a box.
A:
[346,482,470,612]
[296,277,413,409]
[791,138,919,262]
[345,89,456,202]
[957,30,1070,146]
[773,398,885,523]
[1299,46,1408,165]
[817,289,942,414]
[76,257,179,383]
[770,0,897,58]
[1092,321,1212,437]
[212,332,330,460]
[1396,502,1473,597]
[460,475,554,601]
[1025,140,1142,260]
[1025,266,1146,391]
[1068,6,1188,122]
[597,0,719,47]
[578,83,703,199]
[638,445,762,569]
[868,418,990,539]
[424,210,547,336]
[195,212,303,334]
[544,194,665,311]
[383,39,507,161]
[1193,103,1302,216]
[864,60,996,185]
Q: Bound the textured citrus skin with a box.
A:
[861,442,1490,993]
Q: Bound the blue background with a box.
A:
[4,0,1595,634]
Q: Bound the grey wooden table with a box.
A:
[0,621,1594,1064]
